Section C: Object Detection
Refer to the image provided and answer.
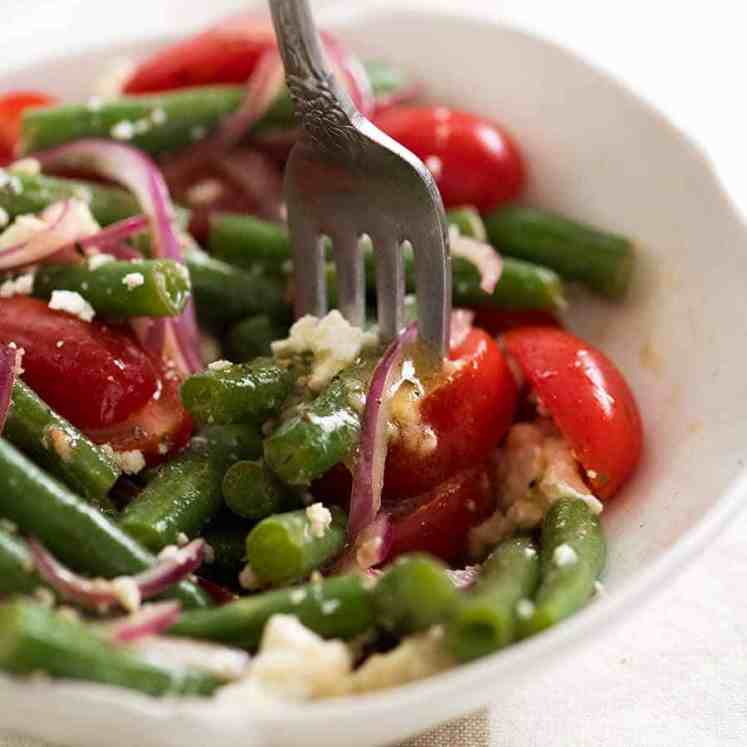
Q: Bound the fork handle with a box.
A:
[269,0,360,154]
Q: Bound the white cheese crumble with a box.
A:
[0,207,9,228]
[0,272,34,298]
[9,158,41,176]
[122,272,145,290]
[176,532,189,547]
[150,107,167,125]
[553,543,578,567]
[186,178,224,206]
[305,503,332,539]
[516,599,535,620]
[88,253,115,270]
[208,359,233,372]
[45,426,75,462]
[111,121,136,141]
[48,291,95,322]
[111,577,141,613]
[271,310,377,391]
[112,449,146,475]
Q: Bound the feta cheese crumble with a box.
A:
[9,158,41,176]
[0,207,9,228]
[305,503,332,539]
[271,310,377,391]
[48,291,95,322]
[516,599,535,620]
[88,253,115,270]
[553,543,578,567]
[110,121,136,141]
[112,449,146,475]
[122,272,145,290]
[208,359,233,371]
[0,272,34,298]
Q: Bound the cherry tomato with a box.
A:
[385,464,495,563]
[0,91,57,164]
[503,326,643,500]
[0,297,191,459]
[124,14,276,93]
[383,327,518,500]
[372,106,526,213]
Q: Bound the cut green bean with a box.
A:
[181,357,295,427]
[4,380,119,509]
[33,259,191,319]
[448,536,540,662]
[0,600,219,696]
[374,554,458,636]
[0,439,210,609]
[263,356,374,485]
[20,87,245,156]
[485,205,635,299]
[208,213,291,274]
[170,574,374,648]
[518,499,606,638]
[0,528,42,597]
[224,314,289,362]
[119,425,262,551]
[245,506,346,587]
[223,459,300,521]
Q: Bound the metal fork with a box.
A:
[268,0,451,355]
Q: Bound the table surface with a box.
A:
[2,1,746,745]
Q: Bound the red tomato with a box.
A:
[503,326,643,500]
[473,309,561,336]
[383,327,518,500]
[372,106,526,213]
[124,14,276,93]
[0,297,191,459]
[0,91,57,164]
[385,464,495,563]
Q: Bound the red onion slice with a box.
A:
[320,31,374,116]
[0,344,19,434]
[108,601,182,643]
[348,323,418,542]
[451,234,503,294]
[28,538,205,612]
[76,215,148,254]
[449,309,475,349]
[33,140,202,374]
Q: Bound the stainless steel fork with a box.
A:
[268,0,451,355]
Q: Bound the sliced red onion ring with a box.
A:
[108,601,182,643]
[76,215,148,254]
[0,344,19,434]
[449,309,475,349]
[348,323,418,542]
[34,140,202,374]
[29,538,205,612]
[320,31,374,116]
[451,234,503,294]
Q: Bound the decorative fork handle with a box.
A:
[269,0,361,156]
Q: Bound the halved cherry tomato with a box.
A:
[0,91,57,164]
[503,326,643,500]
[124,14,276,93]
[385,464,495,563]
[0,297,191,459]
[383,327,518,500]
[372,106,526,213]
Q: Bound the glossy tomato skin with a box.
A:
[385,464,495,564]
[503,326,643,500]
[124,14,275,93]
[383,327,518,500]
[0,91,57,164]
[372,106,525,213]
[0,297,191,459]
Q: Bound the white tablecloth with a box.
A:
[2,1,747,745]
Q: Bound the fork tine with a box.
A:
[374,236,405,343]
[286,207,326,319]
[330,232,365,328]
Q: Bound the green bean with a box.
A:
[4,381,119,509]
[245,506,346,587]
[485,205,635,299]
[181,357,295,427]
[170,574,374,648]
[223,459,300,521]
[208,213,291,274]
[0,528,41,597]
[20,87,245,156]
[119,425,262,551]
[374,554,458,636]
[518,499,606,638]
[263,356,374,485]
[184,242,288,327]
[447,536,540,662]
[32,259,191,319]
[224,314,289,362]
[0,600,220,696]
[0,439,210,609]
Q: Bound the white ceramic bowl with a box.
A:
[2,4,747,746]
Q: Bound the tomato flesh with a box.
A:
[0,91,57,164]
[373,106,526,213]
[503,326,643,500]
[384,327,518,499]
[386,464,495,564]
